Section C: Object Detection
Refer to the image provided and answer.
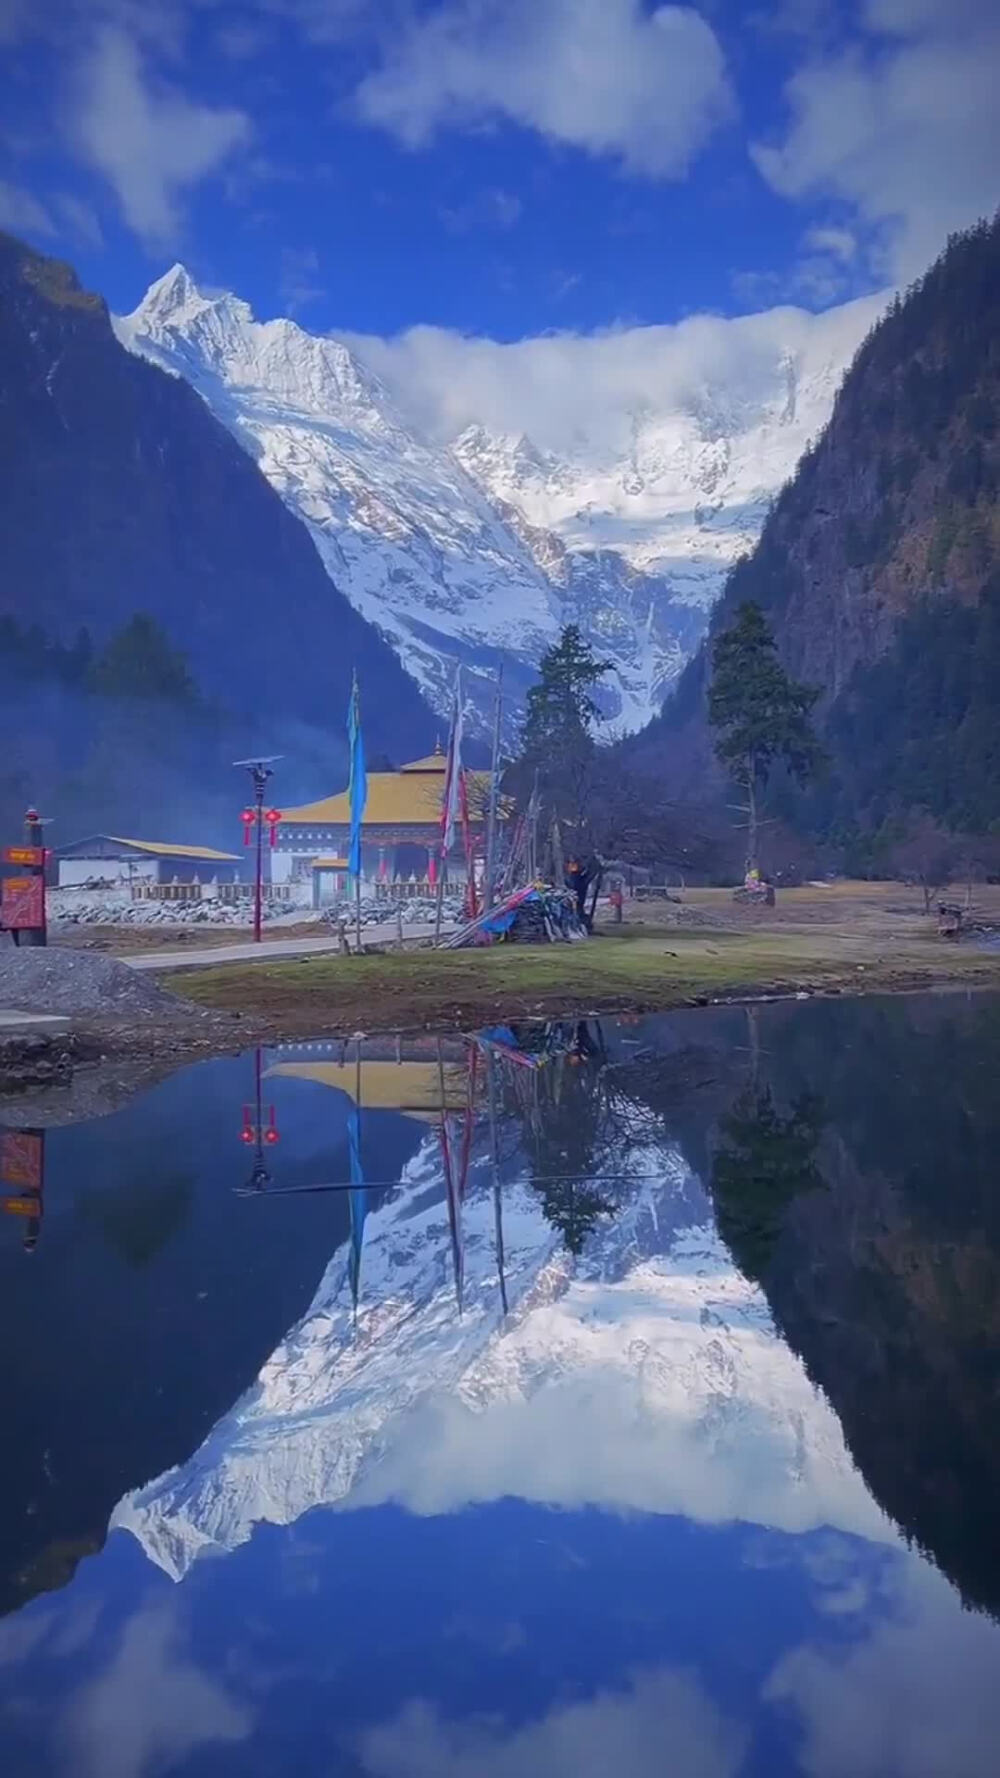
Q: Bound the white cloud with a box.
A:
[0,178,55,235]
[354,0,733,178]
[344,288,883,455]
[439,185,522,233]
[65,1598,252,1778]
[55,191,104,248]
[802,225,856,262]
[71,27,251,245]
[279,244,324,314]
[752,3,1000,278]
[357,1666,745,1778]
[765,1558,1000,1778]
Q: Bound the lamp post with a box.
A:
[234,757,282,942]
[239,1046,279,1192]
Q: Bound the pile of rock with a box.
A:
[323,893,464,930]
[49,893,290,929]
[0,948,198,1023]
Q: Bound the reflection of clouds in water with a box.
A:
[765,1558,1000,1778]
[352,1264,892,1547]
[64,1598,251,1778]
[357,1666,744,1778]
[0,1595,102,1669]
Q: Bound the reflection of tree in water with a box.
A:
[498,1020,660,1256]
[710,1087,825,1285]
[81,1171,193,1267]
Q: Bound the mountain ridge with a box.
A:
[0,232,435,759]
[638,215,1000,853]
[116,269,880,732]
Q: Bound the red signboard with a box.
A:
[0,875,45,931]
[2,845,44,867]
[0,1131,43,1190]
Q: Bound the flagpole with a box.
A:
[434,845,445,944]
[347,669,367,957]
[484,664,503,913]
[435,667,463,947]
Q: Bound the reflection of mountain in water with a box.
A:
[705,995,1000,1621]
[114,1092,889,1581]
[0,1050,420,1617]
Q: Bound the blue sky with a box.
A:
[1,0,997,339]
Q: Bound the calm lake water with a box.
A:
[1,993,999,1778]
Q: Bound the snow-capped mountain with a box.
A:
[115,272,879,733]
[113,1134,891,1583]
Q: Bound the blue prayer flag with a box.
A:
[347,672,367,879]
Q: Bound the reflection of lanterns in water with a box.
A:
[239,1050,279,1191]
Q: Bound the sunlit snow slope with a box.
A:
[116,274,879,732]
[113,1137,890,1582]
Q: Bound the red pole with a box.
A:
[254,787,264,943]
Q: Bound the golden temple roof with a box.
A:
[265,1059,468,1119]
[105,836,239,861]
[280,751,488,828]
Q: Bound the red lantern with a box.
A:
[241,807,256,848]
[265,809,282,849]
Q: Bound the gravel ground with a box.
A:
[0,947,200,1022]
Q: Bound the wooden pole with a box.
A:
[22,808,47,948]
[434,846,445,943]
[550,816,564,890]
[484,665,503,912]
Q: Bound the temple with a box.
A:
[271,749,488,904]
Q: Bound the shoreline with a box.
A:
[3,886,999,1098]
[2,951,998,1104]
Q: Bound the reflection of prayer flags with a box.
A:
[440,1113,463,1315]
[347,1106,367,1311]
[347,672,367,879]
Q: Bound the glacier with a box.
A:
[115,271,881,733]
[112,1130,892,1584]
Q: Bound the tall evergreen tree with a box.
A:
[88,614,198,705]
[515,624,612,840]
[708,602,823,870]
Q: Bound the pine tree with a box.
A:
[711,1087,825,1285]
[88,614,198,705]
[515,624,612,839]
[708,602,823,870]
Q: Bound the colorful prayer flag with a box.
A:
[347,671,367,879]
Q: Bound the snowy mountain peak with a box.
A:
[115,274,882,732]
[119,273,389,425]
[128,262,252,333]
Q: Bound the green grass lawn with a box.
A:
[172,921,1000,1035]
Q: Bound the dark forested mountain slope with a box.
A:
[640,217,1000,850]
[0,233,433,756]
